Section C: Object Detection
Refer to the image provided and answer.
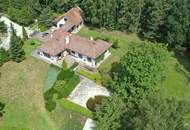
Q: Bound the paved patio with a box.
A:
[68,77,110,108]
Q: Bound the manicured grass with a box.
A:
[44,65,61,92]
[50,104,86,130]
[159,53,190,123]
[23,39,40,58]
[77,69,102,84]
[0,57,54,130]
[78,26,141,72]
[59,99,93,118]
[58,75,80,98]
[0,57,86,130]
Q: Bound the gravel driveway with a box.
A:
[68,76,110,108]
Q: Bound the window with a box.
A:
[78,54,83,59]
[71,51,75,55]
[87,57,92,62]
[59,24,64,27]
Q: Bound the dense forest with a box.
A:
[0,0,190,49]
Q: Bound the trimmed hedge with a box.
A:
[60,99,93,118]
[57,69,74,81]
[58,75,80,98]
[44,68,80,112]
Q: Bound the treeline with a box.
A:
[0,0,190,48]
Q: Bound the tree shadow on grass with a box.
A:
[174,52,190,83]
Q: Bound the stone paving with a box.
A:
[68,76,110,108]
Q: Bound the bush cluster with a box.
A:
[86,95,107,112]
[44,67,80,112]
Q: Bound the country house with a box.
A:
[37,6,112,67]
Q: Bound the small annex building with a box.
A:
[53,6,84,33]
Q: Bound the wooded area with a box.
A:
[0,0,190,48]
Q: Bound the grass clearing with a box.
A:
[23,39,40,58]
[50,103,86,130]
[59,99,93,118]
[0,57,54,130]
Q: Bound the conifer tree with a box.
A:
[9,25,25,62]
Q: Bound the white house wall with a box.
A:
[57,18,66,28]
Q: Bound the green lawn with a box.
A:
[59,99,93,118]
[23,39,40,58]
[0,43,86,130]
[50,103,86,130]
[0,58,54,130]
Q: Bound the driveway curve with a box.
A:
[68,76,110,108]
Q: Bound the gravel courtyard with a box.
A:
[68,76,110,108]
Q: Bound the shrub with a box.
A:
[54,80,66,92]
[45,100,56,112]
[44,88,57,101]
[0,102,5,118]
[0,48,9,67]
[112,39,119,49]
[86,95,107,112]
[22,26,28,41]
[57,69,74,81]
[58,75,80,98]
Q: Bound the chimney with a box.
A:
[65,36,70,44]
[90,36,93,41]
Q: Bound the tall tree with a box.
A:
[126,92,190,130]
[110,42,169,102]
[9,25,25,62]
[94,95,126,130]
[0,21,6,33]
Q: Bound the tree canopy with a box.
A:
[110,42,169,103]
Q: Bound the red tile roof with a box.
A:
[54,6,83,30]
[39,29,112,59]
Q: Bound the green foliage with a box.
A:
[0,102,5,118]
[22,26,28,41]
[86,95,107,112]
[44,68,80,111]
[38,7,53,30]
[45,100,56,112]
[0,21,6,33]
[57,75,80,98]
[57,69,74,81]
[60,99,93,118]
[8,7,33,26]
[0,48,9,67]
[9,25,25,62]
[94,95,126,130]
[110,42,169,102]
[96,54,104,63]
[126,92,190,130]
